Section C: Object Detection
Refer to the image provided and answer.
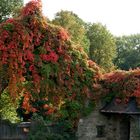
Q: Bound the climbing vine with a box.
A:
[102,69,140,105]
[0,0,101,128]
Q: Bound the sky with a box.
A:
[24,0,140,36]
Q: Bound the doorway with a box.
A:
[120,117,130,140]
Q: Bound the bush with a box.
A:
[0,90,20,123]
[28,114,77,140]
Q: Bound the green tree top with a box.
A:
[0,0,23,22]
[87,23,116,72]
[115,34,140,70]
[52,10,90,53]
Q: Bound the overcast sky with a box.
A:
[24,0,140,36]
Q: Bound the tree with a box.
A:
[52,10,90,53]
[0,0,101,127]
[0,0,23,22]
[87,23,116,72]
[115,34,140,70]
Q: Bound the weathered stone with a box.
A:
[77,102,140,140]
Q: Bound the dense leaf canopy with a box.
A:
[87,23,116,72]
[52,10,90,54]
[0,0,23,22]
[115,34,140,70]
[0,0,101,123]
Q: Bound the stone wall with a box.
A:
[77,102,140,140]
[130,116,140,140]
[77,110,120,140]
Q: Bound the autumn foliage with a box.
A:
[102,69,140,105]
[0,0,101,122]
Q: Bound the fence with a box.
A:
[0,120,30,140]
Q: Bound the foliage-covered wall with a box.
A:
[102,69,140,105]
[0,0,101,128]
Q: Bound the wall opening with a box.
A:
[96,125,105,137]
[120,117,130,140]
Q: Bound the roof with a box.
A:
[100,97,140,115]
